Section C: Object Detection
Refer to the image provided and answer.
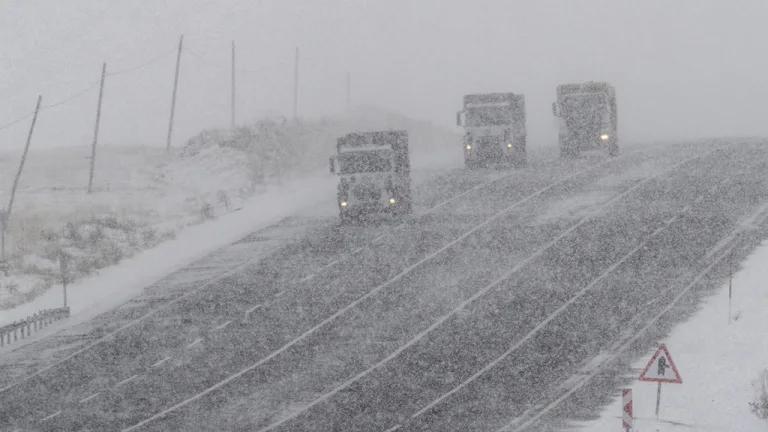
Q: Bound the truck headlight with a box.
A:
[340,201,348,207]
[389,198,396,204]
[507,143,513,148]
[466,144,472,150]
[600,134,610,141]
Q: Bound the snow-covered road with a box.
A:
[2,140,768,432]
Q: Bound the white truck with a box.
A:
[552,81,619,158]
[329,130,412,223]
[456,92,527,169]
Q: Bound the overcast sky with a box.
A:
[1,0,768,150]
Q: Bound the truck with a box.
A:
[456,92,527,169]
[552,81,618,158]
[329,130,412,223]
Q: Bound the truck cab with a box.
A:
[553,81,618,158]
[457,92,527,169]
[329,130,412,223]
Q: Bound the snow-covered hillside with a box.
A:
[575,240,768,431]
[0,106,460,311]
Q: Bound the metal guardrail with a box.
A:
[0,307,70,348]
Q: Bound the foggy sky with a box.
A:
[1,0,768,150]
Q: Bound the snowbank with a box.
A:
[575,242,768,431]
[0,106,460,316]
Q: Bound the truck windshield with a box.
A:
[338,149,392,174]
[465,107,511,127]
[561,94,608,123]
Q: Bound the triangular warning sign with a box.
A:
[638,343,683,384]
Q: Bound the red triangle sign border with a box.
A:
[638,343,683,384]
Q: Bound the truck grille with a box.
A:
[476,137,502,158]
[352,183,382,201]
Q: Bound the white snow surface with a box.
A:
[575,242,768,431]
[0,106,461,325]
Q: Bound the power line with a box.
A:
[183,47,228,70]
[0,40,263,135]
[107,47,178,77]
[42,80,100,110]
[0,80,100,132]
[183,47,261,74]
[0,46,176,132]
[0,112,34,132]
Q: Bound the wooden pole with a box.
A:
[3,95,42,271]
[88,62,107,194]
[293,46,298,121]
[231,40,236,129]
[346,71,350,113]
[0,208,6,276]
[166,35,184,151]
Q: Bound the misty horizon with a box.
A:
[1,0,767,151]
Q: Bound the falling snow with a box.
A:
[2,2,768,432]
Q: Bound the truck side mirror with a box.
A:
[551,102,558,117]
[329,156,335,174]
[456,111,462,126]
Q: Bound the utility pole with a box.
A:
[0,207,6,277]
[293,46,299,121]
[166,34,184,152]
[88,62,107,194]
[346,71,350,113]
[231,40,236,129]
[3,95,42,270]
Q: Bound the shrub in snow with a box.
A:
[750,369,768,420]
[200,203,215,221]
[0,275,51,310]
[217,190,231,213]
[181,111,433,187]
[0,107,457,310]
[0,215,174,310]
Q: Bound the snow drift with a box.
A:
[0,106,460,311]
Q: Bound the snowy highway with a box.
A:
[2,140,768,432]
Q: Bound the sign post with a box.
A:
[638,343,683,420]
[59,251,69,308]
[728,248,733,324]
[622,388,633,431]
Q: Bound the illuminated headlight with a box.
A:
[340,201,348,207]
[465,144,472,150]
[507,143,513,148]
[600,134,610,141]
[389,198,396,204]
